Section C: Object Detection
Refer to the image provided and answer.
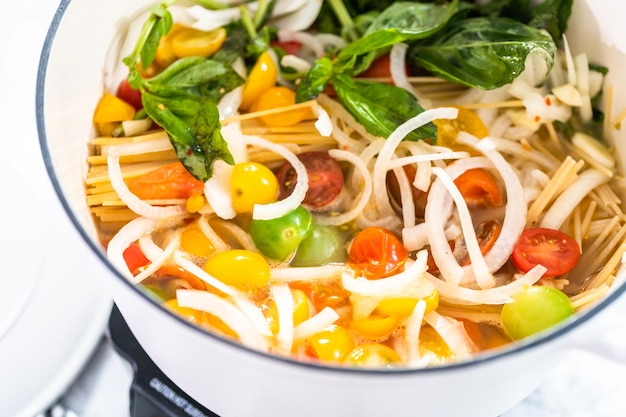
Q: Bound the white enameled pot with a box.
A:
[36,1,626,416]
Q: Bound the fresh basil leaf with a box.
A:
[123,2,174,89]
[295,57,335,102]
[409,17,555,90]
[337,0,459,65]
[528,0,572,42]
[332,74,436,142]
[149,58,244,100]
[142,88,233,181]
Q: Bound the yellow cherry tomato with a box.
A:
[240,51,277,111]
[181,225,215,258]
[376,290,439,317]
[251,86,311,127]
[433,106,488,151]
[171,27,227,58]
[93,92,136,124]
[309,325,356,362]
[203,249,270,290]
[163,299,203,324]
[230,162,278,214]
[154,24,184,69]
[344,343,401,368]
[291,288,311,326]
[350,315,399,339]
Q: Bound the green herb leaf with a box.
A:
[335,0,459,71]
[142,88,233,181]
[409,17,555,90]
[295,57,335,103]
[123,2,174,89]
[331,74,436,142]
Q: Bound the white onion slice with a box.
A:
[423,311,474,359]
[342,251,428,297]
[281,54,312,73]
[390,43,430,107]
[277,30,325,58]
[432,167,495,289]
[176,289,269,351]
[425,156,493,285]
[132,235,180,284]
[198,215,231,252]
[107,217,158,279]
[540,168,609,230]
[425,264,547,305]
[311,102,333,137]
[138,235,164,262]
[405,299,427,366]
[203,159,236,220]
[271,283,294,353]
[373,107,459,218]
[121,118,153,137]
[233,297,273,338]
[270,265,344,282]
[293,307,340,340]
[239,135,309,220]
[108,147,186,219]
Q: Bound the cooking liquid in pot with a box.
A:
[86,1,626,369]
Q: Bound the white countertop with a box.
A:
[4,1,626,416]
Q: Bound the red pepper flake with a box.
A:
[187,148,193,156]
[545,97,552,106]
[534,115,541,122]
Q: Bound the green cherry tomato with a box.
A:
[501,286,575,341]
[249,206,313,261]
[291,224,348,267]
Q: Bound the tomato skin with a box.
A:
[348,227,409,279]
[276,151,344,209]
[123,242,150,274]
[386,164,429,220]
[117,79,143,110]
[127,162,205,200]
[454,168,503,208]
[511,228,581,277]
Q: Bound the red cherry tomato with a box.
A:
[117,79,143,110]
[511,228,581,277]
[348,227,409,279]
[123,242,150,274]
[271,40,302,55]
[454,168,503,208]
[459,220,502,266]
[276,151,344,209]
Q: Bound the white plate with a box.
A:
[0,140,113,417]
[0,5,114,409]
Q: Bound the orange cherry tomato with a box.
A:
[454,168,503,208]
[127,162,205,200]
[511,228,581,277]
[348,227,409,279]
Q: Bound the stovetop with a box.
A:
[107,305,219,417]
